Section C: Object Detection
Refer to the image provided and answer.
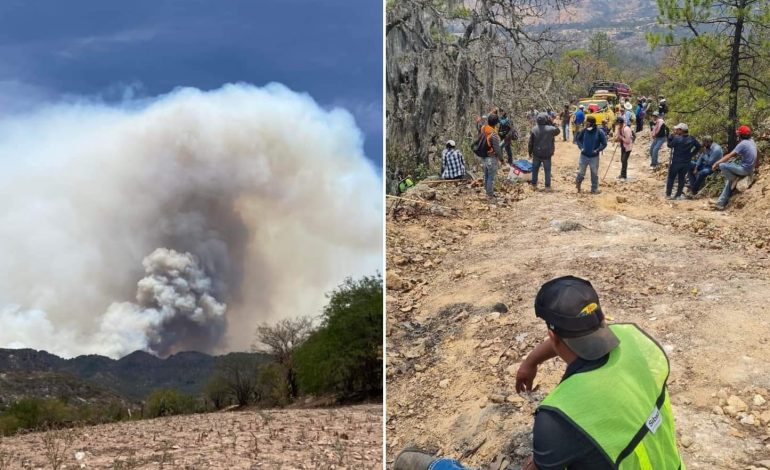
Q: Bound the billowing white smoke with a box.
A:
[0,83,381,358]
[96,248,227,358]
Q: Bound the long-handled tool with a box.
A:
[602,144,619,181]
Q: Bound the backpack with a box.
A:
[398,177,415,194]
[472,130,490,158]
[498,120,511,139]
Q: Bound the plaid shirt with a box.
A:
[441,148,466,179]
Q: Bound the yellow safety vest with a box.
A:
[539,324,685,469]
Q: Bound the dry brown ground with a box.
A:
[0,404,382,469]
[386,132,770,469]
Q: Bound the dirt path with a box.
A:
[0,404,382,469]
[386,131,770,469]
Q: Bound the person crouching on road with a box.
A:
[575,115,607,194]
[710,125,758,210]
[440,140,467,180]
[528,112,561,191]
[614,116,633,181]
[393,276,686,470]
[666,123,700,200]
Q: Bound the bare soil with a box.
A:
[386,132,770,469]
[0,404,382,469]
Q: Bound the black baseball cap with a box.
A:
[534,276,619,360]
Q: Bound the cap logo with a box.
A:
[578,303,598,317]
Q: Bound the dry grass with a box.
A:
[0,404,381,469]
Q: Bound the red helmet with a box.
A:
[737,125,751,136]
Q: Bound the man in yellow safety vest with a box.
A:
[395,276,685,470]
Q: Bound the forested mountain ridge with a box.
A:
[0,348,271,402]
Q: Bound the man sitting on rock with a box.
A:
[394,276,685,470]
[687,135,722,196]
[710,125,758,210]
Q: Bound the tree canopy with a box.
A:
[294,274,383,398]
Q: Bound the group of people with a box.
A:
[440,98,758,210]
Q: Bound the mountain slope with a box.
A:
[0,348,272,402]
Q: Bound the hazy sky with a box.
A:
[0,0,383,166]
[0,2,383,358]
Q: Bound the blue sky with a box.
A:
[0,0,383,167]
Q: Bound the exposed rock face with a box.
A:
[386,0,565,192]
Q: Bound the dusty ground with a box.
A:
[386,131,770,469]
[0,404,382,469]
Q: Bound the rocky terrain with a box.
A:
[0,404,382,469]
[386,132,770,469]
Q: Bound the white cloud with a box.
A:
[0,83,382,358]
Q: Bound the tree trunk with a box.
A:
[726,0,745,151]
[287,366,298,399]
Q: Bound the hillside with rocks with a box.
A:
[386,131,770,469]
[0,404,382,469]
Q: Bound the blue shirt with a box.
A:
[577,127,607,158]
[695,143,723,170]
[574,110,585,125]
[734,139,757,172]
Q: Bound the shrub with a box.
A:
[204,374,231,410]
[0,398,73,435]
[256,363,289,407]
[145,389,197,418]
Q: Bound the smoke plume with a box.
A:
[0,83,381,358]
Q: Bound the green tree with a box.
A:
[294,274,383,398]
[203,374,231,410]
[588,32,618,66]
[145,389,197,418]
[256,363,290,407]
[651,0,770,148]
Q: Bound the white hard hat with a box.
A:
[446,139,456,147]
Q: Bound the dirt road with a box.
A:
[386,132,770,469]
[0,404,382,469]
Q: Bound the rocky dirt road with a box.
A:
[386,133,770,469]
[0,404,381,469]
